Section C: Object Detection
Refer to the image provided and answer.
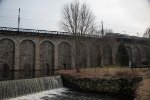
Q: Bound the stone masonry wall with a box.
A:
[0,30,149,80]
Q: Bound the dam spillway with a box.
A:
[0,76,63,99]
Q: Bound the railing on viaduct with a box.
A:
[0,26,101,37]
[0,26,69,34]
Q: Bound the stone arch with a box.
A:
[58,40,71,46]
[40,41,54,76]
[19,39,36,44]
[40,39,54,44]
[58,42,71,69]
[90,44,101,67]
[103,45,112,65]
[19,40,35,78]
[0,38,15,80]
[126,46,133,61]
[75,42,87,68]
[133,46,141,65]
[141,47,148,65]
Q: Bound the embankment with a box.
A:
[60,73,142,99]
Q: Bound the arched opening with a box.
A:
[2,63,10,78]
[126,46,133,61]
[103,45,112,65]
[40,41,54,76]
[58,42,71,69]
[141,47,148,65]
[46,63,49,75]
[0,38,15,80]
[133,46,141,65]
[90,44,101,67]
[19,40,35,79]
[24,63,31,76]
[75,42,87,68]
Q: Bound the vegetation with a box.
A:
[57,66,150,99]
[135,71,150,100]
[60,1,96,35]
[143,27,150,38]
[136,79,150,100]
[60,0,115,72]
[57,66,145,99]
[60,1,97,72]
[57,66,142,78]
[61,73,141,100]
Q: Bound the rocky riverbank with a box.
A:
[57,70,142,100]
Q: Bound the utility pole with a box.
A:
[101,21,104,37]
[101,21,108,73]
[123,31,127,38]
[18,8,20,31]
[100,21,104,68]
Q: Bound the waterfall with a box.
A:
[0,76,63,99]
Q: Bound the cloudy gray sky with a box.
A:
[0,0,150,36]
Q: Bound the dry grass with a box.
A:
[134,70,150,100]
[57,65,146,78]
[57,66,150,99]
[135,79,150,100]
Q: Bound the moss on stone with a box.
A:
[61,74,142,97]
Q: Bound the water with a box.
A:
[0,75,119,100]
[0,76,63,99]
[10,88,118,100]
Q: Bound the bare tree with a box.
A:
[93,25,104,67]
[143,27,150,38]
[93,24,114,67]
[143,27,150,65]
[104,28,114,34]
[61,1,95,35]
[60,1,96,72]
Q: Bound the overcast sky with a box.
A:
[0,0,150,36]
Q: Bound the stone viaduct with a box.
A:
[0,27,149,81]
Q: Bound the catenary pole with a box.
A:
[18,8,20,31]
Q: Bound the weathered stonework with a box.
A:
[0,27,149,80]
[60,74,143,99]
[0,38,15,80]
[40,41,54,76]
